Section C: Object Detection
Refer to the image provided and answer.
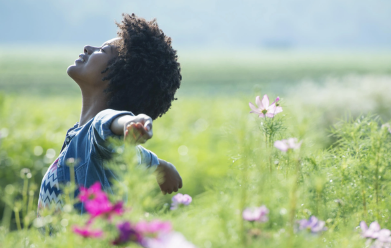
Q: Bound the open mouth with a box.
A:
[76,54,87,63]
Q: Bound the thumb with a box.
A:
[144,119,152,132]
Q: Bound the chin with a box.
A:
[67,64,78,79]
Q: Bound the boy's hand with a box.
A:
[123,114,153,144]
[156,159,183,194]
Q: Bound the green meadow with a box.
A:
[1,48,391,247]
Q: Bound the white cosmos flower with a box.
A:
[249,95,282,118]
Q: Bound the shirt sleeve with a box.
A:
[136,145,160,170]
[92,109,159,169]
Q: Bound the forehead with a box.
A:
[102,37,122,47]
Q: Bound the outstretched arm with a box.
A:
[110,114,153,144]
[110,113,182,194]
[156,159,183,194]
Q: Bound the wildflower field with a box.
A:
[1,49,391,247]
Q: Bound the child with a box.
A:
[38,13,182,215]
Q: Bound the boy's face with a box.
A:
[67,37,121,88]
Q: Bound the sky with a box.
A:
[1,0,390,50]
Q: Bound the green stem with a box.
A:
[1,204,12,230]
[286,152,290,179]
[27,190,34,215]
[14,208,21,231]
[361,170,367,219]
[316,191,320,216]
[240,129,248,247]
[374,137,383,221]
[22,178,28,219]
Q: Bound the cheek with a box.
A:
[84,56,109,78]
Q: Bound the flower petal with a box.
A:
[312,221,326,233]
[287,138,298,149]
[73,226,103,238]
[378,229,391,242]
[249,102,259,113]
[360,221,368,232]
[261,95,269,108]
[274,140,288,152]
[370,221,381,232]
[274,106,283,114]
[255,96,263,109]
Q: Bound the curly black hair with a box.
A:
[102,13,181,120]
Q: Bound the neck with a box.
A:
[79,87,108,126]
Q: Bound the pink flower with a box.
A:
[274,138,302,152]
[85,200,124,220]
[242,205,269,222]
[361,221,382,239]
[297,216,327,233]
[136,220,172,236]
[79,182,124,221]
[360,221,391,248]
[171,194,192,210]
[143,232,196,248]
[72,225,103,238]
[112,221,143,245]
[249,95,282,118]
[79,182,109,203]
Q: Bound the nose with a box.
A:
[83,45,98,55]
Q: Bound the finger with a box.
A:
[167,189,173,194]
[134,122,152,139]
[124,122,134,136]
[125,123,137,142]
[134,132,147,144]
[135,125,152,142]
[136,125,148,137]
[173,186,178,192]
[144,119,152,132]
[126,122,135,130]
[130,124,139,141]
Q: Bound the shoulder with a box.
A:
[94,109,134,122]
[92,109,135,131]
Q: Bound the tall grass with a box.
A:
[1,91,391,247]
[1,50,391,247]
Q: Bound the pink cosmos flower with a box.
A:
[249,95,282,118]
[79,182,124,221]
[361,221,381,239]
[360,221,391,248]
[79,182,109,203]
[85,200,124,220]
[171,193,192,210]
[143,232,196,248]
[360,221,391,241]
[72,225,103,238]
[242,205,269,222]
[274,138,302,152]
[297,216,327,234]
[136,220,172,236]
[112,221,143,245]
